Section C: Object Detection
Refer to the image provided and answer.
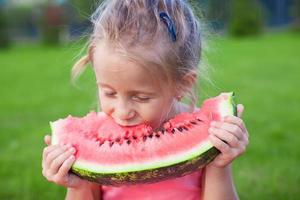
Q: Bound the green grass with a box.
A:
[0,32,299,199]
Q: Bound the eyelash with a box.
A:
[103,92,150,102]
[132,96,150,102]
[104,92,116,97]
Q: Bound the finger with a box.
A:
[209,127,239,148]
[49,147,76,175]
[45,145,68,168]
[43,144,60,162]
[42,145,61,173]
[237,104,244,118]
[209,134,231,154]
[210,121,244,140]
[56,155,76,179]
[223,115,247,134]
[44,135,52,146]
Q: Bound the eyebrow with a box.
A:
[97,82,156,95]
[98,82,114,89]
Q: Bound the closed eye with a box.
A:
[132,96,151,102]
[104,91,116,97]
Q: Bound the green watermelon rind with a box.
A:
[218,92,236,118]
[71,147,220,185]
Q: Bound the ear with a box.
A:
[176,71,198,97]
[183,71,197,88]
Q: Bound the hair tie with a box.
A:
[159,12,177,42]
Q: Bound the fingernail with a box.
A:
[69,147,75,153]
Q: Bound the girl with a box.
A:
[42,0,249,199]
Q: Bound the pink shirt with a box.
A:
[101,170,203,200]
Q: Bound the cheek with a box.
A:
[98,94,112,114]
[140,99,172,127]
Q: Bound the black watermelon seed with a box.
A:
[109,141,114,147]
[127,140,131,145]
[148,134,153,138]
[143,135,147,141]
[197,118,203,122]
[155,134,160,138]
[178,127,183,132]
[171,129,176,134]
[133,135,137,140]
[183,126,189,131]
[191,121,197,125]
[115,138,121,142]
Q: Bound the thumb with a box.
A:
[44,135,51,146]
[237,104,244,118]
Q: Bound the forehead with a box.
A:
[93,44,164,92]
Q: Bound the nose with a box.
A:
[114,99,135,121]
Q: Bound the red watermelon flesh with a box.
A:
[51,92,236,185]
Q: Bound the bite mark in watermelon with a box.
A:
[50,92,237,185]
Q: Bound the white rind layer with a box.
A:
[219,92,235,118]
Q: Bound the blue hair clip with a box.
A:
[159,12,177,42]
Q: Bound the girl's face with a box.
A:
[93,44,177,129]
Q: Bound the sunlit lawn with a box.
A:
[0,32,299,199]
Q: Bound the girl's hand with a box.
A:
[42,135,90,189]
[208,104,249,168]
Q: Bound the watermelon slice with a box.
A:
[50,92,236,185]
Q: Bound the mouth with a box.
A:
[111,116,149,128]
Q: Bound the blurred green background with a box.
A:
[0,0,300,199]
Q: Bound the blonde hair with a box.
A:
[72,0,204,108]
